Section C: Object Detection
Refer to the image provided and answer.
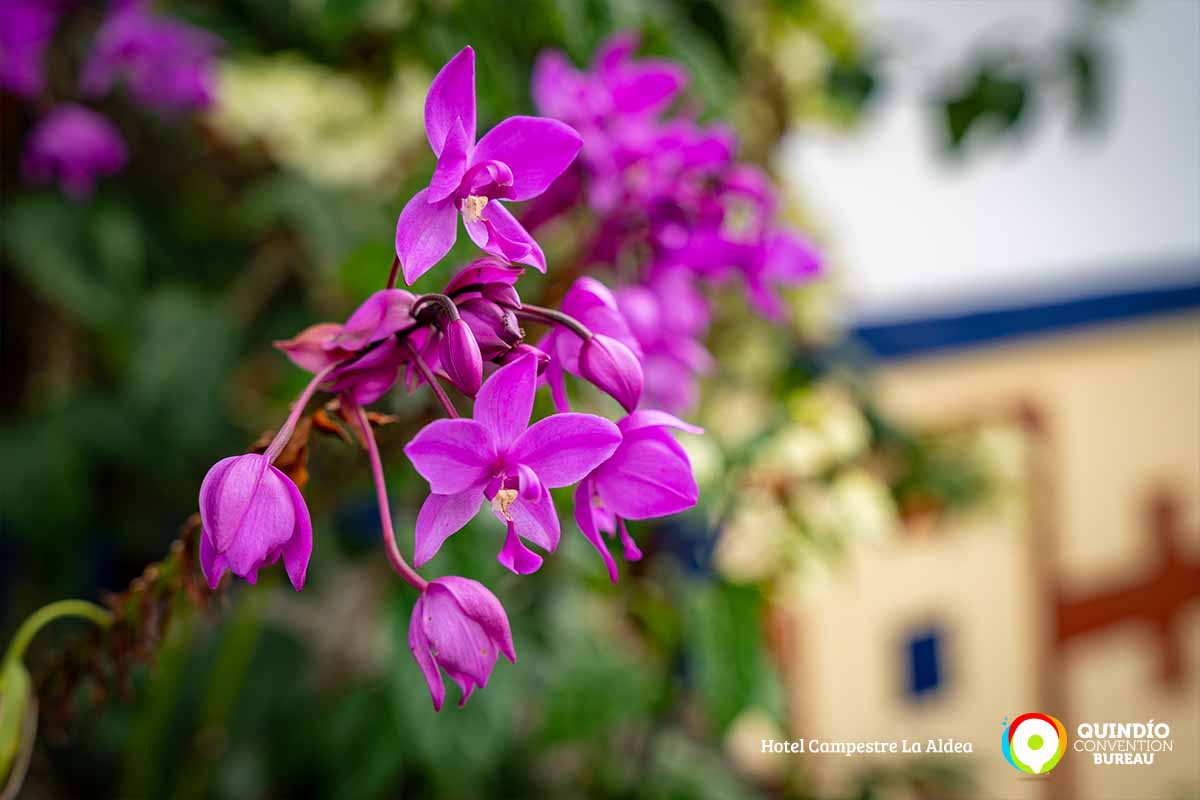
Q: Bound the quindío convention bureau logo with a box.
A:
[1001,713,1068,775]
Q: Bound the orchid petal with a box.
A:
[434,576,515,662]
[425,46,475,156]
[473,353,537,449]
[594,429,698,520]
[574,479,619,583]
[395,188,458,284]
[404,418,494,495]
[428,117,471,202]
[619,410,704,435]
[468,200,546,272]
[500,483,559,552]
[414,489,483,567]
[408,595,447,710]
[497,519,543,575]
[278,465,313,591]
[509,413,621,488]
[471,116,583,202]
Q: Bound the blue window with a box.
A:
[905,627,944,698]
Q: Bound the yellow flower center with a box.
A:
[462,194,488,223]
[491,488,518,520]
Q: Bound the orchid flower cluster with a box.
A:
[197,45,715,711]
[526,33,824,412]
[1,0,218,197]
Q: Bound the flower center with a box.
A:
[462,194,488,223]
[491,488,518,520]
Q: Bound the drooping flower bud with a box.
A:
[440,318,483,396]
[408,576,516,710]
[579,333,643,412]
[198,454,312,591]
[456,298,521,360]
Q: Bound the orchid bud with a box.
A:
[457,298,521,359]
[579,333,643,412]
[409,576,516,710]
[440,318,483,396]
[198,454,312,591]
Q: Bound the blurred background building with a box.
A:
[780,2,1199,798]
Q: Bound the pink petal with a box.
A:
[466,200,546,272]
[199,529,226,590]
[619,410,703,436]
[471,116,582,202]
[327,290,416,351]
[434,576,515,662]
[414,489,483,567]
[428,118,471,202]
[408,595,446,711]
[610,61,687,115]
[574,480,618,583]
[278,465,313,591]
[423,584,498,689]
[594,429,698,520]
[274,323,345,373]
[425,46,475,156]
[473,354,537,449]
[618,518,643,561]
[395,188,458,284]
[497,519,543,575]
[503,483,560,552]
[531,50,577,118]
[404,418,494,495]
[509,413,621,488]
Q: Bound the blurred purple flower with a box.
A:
[199,454,312,591]
[404,354,620,574]
[409,576,515,710]
[0,0,62,98]
[81,1,220,112]
[575,411,701,581]
[617,275,713,413]
[539,277,643,411]
[395,46,583,282]
[21,104,128,198]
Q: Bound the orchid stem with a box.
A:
[403,342,460,419]
[515,304,592,341]
[263,363,337,464]
[3,599,113,669]
[352,404,428,592]
[385,256,401,290]
[410,293,460,323]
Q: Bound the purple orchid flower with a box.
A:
[0,0,62,99]
[199,454,312,590]
[274,288,417,405]
[395,46,584,283]
[539,277,644,412]
[574,410,701,581]
[409,576,515,710]
[404,354,621,574]
[21,105,128,198]
[81,0,220,113]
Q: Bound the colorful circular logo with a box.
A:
[1002,713,1067,774]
